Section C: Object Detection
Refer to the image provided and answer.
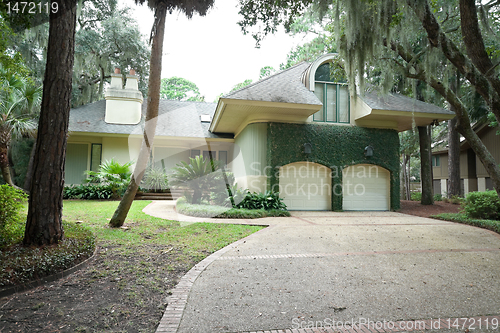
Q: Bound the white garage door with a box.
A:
[279,162,331,210]
[342,164,390,211]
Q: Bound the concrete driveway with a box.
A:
[146,202,500,333]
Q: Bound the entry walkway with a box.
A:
[144,201,500,333]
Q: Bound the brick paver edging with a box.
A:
[155,224,275,333]
[236,314,500,332]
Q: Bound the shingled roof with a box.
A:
[68,99,232,139]
[222,62,321,106]
[360,91,455,115]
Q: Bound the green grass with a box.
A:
[1,200,263,287]
[432,212,500,234]
[176,198,291,218]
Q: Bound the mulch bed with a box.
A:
[399,200,462,218]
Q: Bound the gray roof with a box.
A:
[68,99,233,139]
[223,62,322,105]
[360,91,455,115]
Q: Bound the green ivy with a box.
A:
[266,122,400,210]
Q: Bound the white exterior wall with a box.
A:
[440,179,447,196]
[478,177,486,192]
[231,123,268,193]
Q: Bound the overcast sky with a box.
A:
[121,0,311,102]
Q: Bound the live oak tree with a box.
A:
[24,0,78,246]
[160,77,204,101]
[109,0,215,227]
[238,0,500,197]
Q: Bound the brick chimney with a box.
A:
[105,68,143,124]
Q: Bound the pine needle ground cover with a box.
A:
[0,200,262,333]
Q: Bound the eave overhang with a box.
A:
[354,96,455,132]
[210,98,322,137]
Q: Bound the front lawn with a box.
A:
[0,200,263,333]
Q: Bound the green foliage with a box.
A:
[230,79,253,93]
[0,221,95,286]
[141,167,169,192]
[410,192,422,201]
[235,191,287,211]
[267,122,400,210]
[63,184,114,200]
[72,5,151,106]
[176,196,290,218]
[0,184,27,248]
[462,190,500,220]
[159,77,204,101]
[85,159,132,198]
[170,155,222,204]
[433,193,443,201]
[10,137,34,186]
[433,213,500,235]
[259,66,276,79]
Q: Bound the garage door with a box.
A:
[342,164,390,211]
[279,162,331,210]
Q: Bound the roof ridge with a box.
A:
[223,61,308,98]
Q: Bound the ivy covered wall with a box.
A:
[266,122,400,210]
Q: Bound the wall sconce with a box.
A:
[364,145,374,157]
[303,143,312,155]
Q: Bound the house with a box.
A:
[66,53,454,211]
[432,123,500,196]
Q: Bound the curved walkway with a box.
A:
[144,201,500,333]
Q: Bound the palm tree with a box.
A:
[0,70,41,189]
[170,155,222,204]
[109,0,215,227]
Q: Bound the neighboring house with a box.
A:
[432,123,500,196]
[66,53,454,211]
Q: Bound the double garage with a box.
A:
[279,162,390,211]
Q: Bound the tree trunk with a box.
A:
[23,140,36,191]
[447,117,461,198]
[406,154,411,200]
[401,155,407,199]
[24,0,77,246]
[418,126,434,205]
[109,4,167,227]
[0,131,16,187]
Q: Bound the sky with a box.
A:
[121,0,311,102]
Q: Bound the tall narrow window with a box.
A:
[203,150,216,161]
[90,143,102,171]
[312,63,349,124]
[190,149,200,159]
[219,151,228,167]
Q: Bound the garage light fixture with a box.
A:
[364,145,374,157]
[303,143,312,155]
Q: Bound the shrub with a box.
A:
[462,190,500,220]
[141,167,168,192]
[0,185,27,248]
[410,192,422,201]
[433,193,443,201]
[63,184,113,200]
[85,159,132,198]
[235,191,287,211]
[176,197,290,218]
[170,156,222,204]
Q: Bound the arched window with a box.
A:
[312,63,350,123]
